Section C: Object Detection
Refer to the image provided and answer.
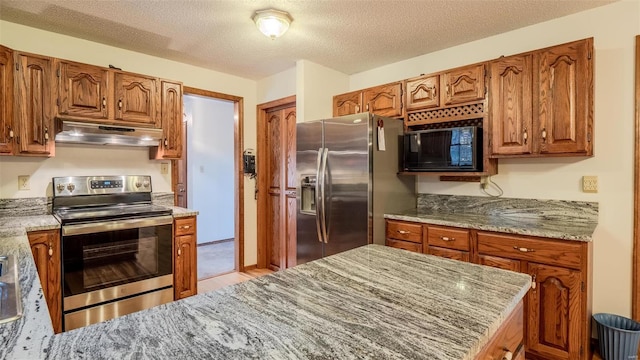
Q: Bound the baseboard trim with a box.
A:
[243,264,258,271]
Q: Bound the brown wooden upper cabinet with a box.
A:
[0,45,14,155]
[150,80,183,159]
[405,74,440,111]
[442,64,486,106]
[114,72,159,127]
[333,90,362,116]
[56,60,110,120]
[332,82,403,118]
[14,52,54,156]
[490,38,593,157]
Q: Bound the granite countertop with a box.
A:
[170,206,199,218]
[386,208,596,241]
[2,241,531,360]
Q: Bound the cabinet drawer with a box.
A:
[386,238,422,253]
[475,301,523,359]
[386,220,422,243]
[477,232,582,269]
[175,217,196,236]
[428,246,469,262]
[427,226,469,251]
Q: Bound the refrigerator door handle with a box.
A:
[319,147,329,244]
[315,148,324,243]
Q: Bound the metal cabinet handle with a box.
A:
[440,236,455,241]
[44,127,49,142]
[8,127,13,138]
[164,138,168,146]
[102,97,106,108]
[446,84,450,95]
[541,128,547,142]
[366,104,369,111]
[513,246,534,253]
[523,128,528,144]
[181,225,191,230]
[177,248,182,256]
[502,350,513,360]
[118,99,123,109]
[397,230,410,235]
[355,105,360,113]
[48,243,53,257]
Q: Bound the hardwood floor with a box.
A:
[197,268,273,294]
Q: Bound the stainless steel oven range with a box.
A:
[52,175,173,331]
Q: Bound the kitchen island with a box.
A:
[2,237,530,359]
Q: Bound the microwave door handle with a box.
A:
[320,147,329,244]
[315,148,324,243]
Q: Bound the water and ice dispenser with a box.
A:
[300,175,316,214]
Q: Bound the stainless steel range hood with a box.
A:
[55,119,162,147]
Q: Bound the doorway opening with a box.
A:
[175,87,244,281]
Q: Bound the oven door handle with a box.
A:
[62,216,174,236]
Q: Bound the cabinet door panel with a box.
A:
[333,91,362,117]
[442,64,485,105]
[114,73,158,127]
[15,53,53,155]
[363,82,403,117]
[174,233,197,299]
[536,39,592,155]
[57,61,109,119]
[406,75,440,111]
[155,81,182,158]
[28,230,62,333]
[490,54,533,156]
[527,262,581,360]
[0,46,13,154]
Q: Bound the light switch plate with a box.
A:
[160,163,169,175]
[582,176,598,193]
[18,175,30,190]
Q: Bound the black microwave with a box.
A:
[403,126,482,172]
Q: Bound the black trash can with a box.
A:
[594,313,640,360]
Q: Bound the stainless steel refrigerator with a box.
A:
[296,112,415,264]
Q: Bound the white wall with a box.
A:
[350,0,640,317]
[184,95,235,244]
[0,20,260,266]
[257,67,296,104]
[296,60,349,122]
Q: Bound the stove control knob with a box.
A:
[143,180,150,188]
[135,182,142,188]
[67,183,76,192]
[56,183,65,192]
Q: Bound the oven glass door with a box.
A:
[62,217,173,299]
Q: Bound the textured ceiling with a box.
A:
[0,0,616,80]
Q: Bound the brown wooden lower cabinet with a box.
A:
[385,238,422,253]
[385,219,592,360]
[476,301,524,359]
[27,229,62,333]
[174,216,197,300]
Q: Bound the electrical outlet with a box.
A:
[582,176,598,193]
[18,175,30,190]
[160,163,169,175]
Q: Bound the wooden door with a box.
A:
[152,80,183,159]
[114,72,159,127]
[0,46,13,154]
[442,63,485,106]
[406,74,440,111]
[56,60,109,119]
[173,121,188,207]
[363,82,403,117]
[27,230,62,333]
[14,52,53,155]
[527,262,582,360]
[536,38,593,155]
[489,54,533,156]
[333,90,362,117]
[174,233,197,299]
[264,103,296,271]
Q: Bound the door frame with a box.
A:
[173,86,245,272]
[633,35,640,320]
[256,95,296,269]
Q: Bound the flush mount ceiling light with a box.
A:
[252,9,293,39]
